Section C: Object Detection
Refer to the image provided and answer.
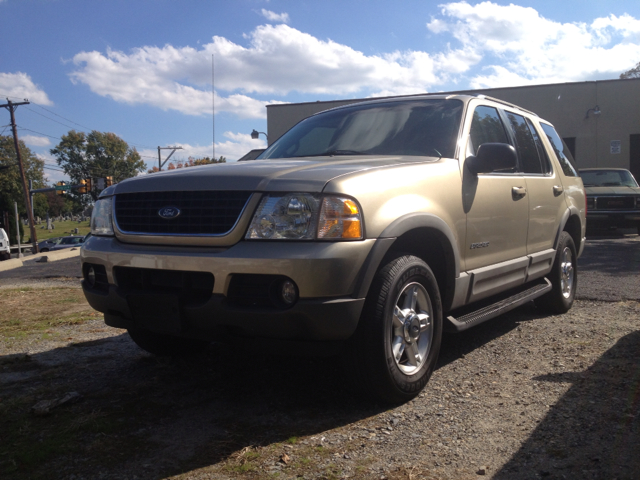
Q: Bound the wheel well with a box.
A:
[563,214,582,251]
[381,227,456,311]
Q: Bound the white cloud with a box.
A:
[69,24,452,118]
[428,2,640,87]
[0,72,53,105]
[22,135,51,147]
[68,7,640,117]
[260,9,289,23]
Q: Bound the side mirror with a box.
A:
[465,143,517,175]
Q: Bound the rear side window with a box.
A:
[540,123,578,177]
[505,112,544,174]
[469,106,509,155]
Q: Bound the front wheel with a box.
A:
[348,255,443,404]
[127,328,209,356]
[536,231,577,313]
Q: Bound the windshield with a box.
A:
[580,169,639,187]
[260,99,463,160]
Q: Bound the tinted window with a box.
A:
[506,112,543,174]
[540,123,578,177]
[260,99,464,159]
[528,119,552,174]
[469,106,509,155]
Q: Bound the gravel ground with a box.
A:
[0,233,639,479]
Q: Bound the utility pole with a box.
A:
[1,99,38,254]
[157,146,183,171]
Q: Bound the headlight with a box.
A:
[91,197,114,236]
[246,193,363,240]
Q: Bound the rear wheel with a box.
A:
[127,328,209,356]
[348,255,443,404]
[536,231,577,313]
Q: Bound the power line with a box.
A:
[30,103,94,131]
[16,126,62,140]
[25,106,80,131]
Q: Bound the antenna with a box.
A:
[212,53,215,160]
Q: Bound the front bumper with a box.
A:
[81,236,374,341]
[586,211,640,228]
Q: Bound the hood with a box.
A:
[584,185,640,195]
[113,156,434,194]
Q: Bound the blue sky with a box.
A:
[2,0,640,183]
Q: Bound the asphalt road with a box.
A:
[1,231,639,300]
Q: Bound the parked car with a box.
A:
[0,228,10,261]
[46,235,85,251]
[34,236,63,253]
[579,168,640,234]
[81,94,586,403]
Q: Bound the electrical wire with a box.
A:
[30,102,156,150]
[25,107,81,131]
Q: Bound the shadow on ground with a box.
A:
[494,329,640,479]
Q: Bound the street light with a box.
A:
[251,129,268,140]
[585,105,601,119]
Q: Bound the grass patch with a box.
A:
[0,288,99,339]
[30,220,90,242]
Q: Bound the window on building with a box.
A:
[630,134,640,184]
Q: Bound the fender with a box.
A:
[554,206,582,251]
[352,213,461,299]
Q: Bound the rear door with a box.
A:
[503,112,567,255]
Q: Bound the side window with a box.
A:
[506,112,543,174]
[540,123,578,177]
[527,119,552,174]
[469,106,509,155]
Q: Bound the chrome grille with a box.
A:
[595,196,635,210]
[114,191,252,235]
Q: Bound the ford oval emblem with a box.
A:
[158,206,181,220]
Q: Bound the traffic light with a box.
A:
[78,178,92,194]
[105,176,114,187]
[56,181,66,196]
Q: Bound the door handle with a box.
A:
[553,185,564,196]
[512,186,527,199]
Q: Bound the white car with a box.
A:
[0,228,10,261]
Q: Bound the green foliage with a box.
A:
[50,130,146,201]
[0,136,47,210]
[147,155,227,173]
[620,61,640,79]
[0,136,47,239]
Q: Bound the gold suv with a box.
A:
[82,94,586,403]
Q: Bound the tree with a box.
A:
[146,155,226,174]
[620,61,640,79]
[51,130,146,201]
[0,135,47,240]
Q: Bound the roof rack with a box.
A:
[473,94,538,117]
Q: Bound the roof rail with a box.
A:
[473,94,539,117]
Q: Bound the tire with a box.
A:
[127,328,209,356]
[41,248,49,253]
[348,255,443,404]
[536,231,577,313]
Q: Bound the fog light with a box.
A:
[86,266,96,288]
[281,280,298,305]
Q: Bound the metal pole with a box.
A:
[14,202,22,258]
[3,100,38,253]
[29,179,34,221]
[212,53,215,160]
[158,146,161,172]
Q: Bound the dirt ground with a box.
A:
[0,233,639,480]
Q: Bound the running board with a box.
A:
[446,278,552,332]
